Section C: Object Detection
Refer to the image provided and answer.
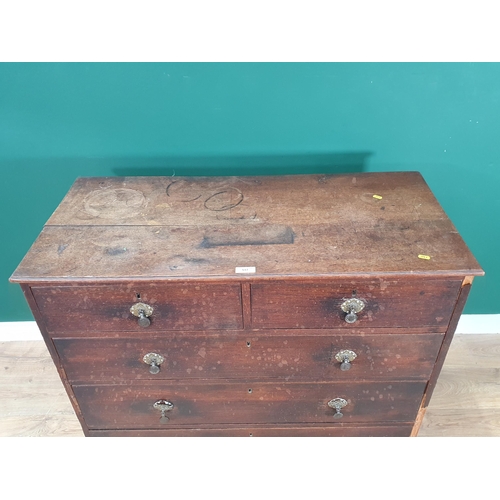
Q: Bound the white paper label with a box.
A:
[235,266,256,274]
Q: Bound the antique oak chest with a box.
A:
[10,172,483,436]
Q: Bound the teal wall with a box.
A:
[1,63,498,320]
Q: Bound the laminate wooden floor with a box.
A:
[0,334,498,437]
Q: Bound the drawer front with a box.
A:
[89,424,414,437]
[32,283,243,334]
[73,381,426,429]
[251,280,462,330]
[55,333,443,383]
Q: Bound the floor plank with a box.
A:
[1,334,499,437]
[0,341,84,437]
[418,409,500,437]
[419,334,500,437]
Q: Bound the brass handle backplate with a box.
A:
[328,398,348,419]
[130,302,154,327]
[143,352,165,374]
[153,399,174,423]
[340,298,365,324]
[335,349,357,371]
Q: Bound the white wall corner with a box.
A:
[0,321,43,341]
[455,314,500,334]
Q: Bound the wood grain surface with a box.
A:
[250,280,461,330]
[10,173,483,282]
[2,334,497,437]
[32,282,243,334]
[73,380,426,429]
[45,173,451,227]
[88,425,414,437]
[53,333,443,383]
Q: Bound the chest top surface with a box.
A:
[11,172,483,282]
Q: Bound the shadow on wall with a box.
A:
[1,151,372,321]
[111,152,372,177]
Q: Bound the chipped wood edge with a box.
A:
[411,406,427,437]
[462,276,474,286]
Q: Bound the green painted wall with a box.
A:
[1,63,498,320]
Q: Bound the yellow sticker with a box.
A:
[373,194,383,200]
[418,254,431,260]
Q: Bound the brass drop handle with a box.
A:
[340,298,365,324]
[130,302,154,327]
[328,398,348,419]
[335,349,357,371]
[143,352,165,374]
[153,399,174,423]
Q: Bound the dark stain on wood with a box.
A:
[104,246,128,256]
[57,244,68,255]
[199,225,295,248]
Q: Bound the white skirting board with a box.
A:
[0,315,499,342]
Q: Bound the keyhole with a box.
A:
[246,341,251,348]
[136,292,141,300]
[352,290,357,297]
[248,388,252,394]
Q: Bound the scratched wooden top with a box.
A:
[11,172,483,282]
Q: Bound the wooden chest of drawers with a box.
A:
[10,172,483,436]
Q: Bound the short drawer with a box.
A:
[55,333,443,383]
[73,381,426,429]
[251,280,462,330]
[32,283,243,334]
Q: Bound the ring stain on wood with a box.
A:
[83,188,145,219]
[204,188,244,211]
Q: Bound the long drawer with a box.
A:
[32,283,243,334]
[73,381,426,429]
[54,333,444,383]
[89,424,414,437]
[251,280,462,330]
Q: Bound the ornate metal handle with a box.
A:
[335,349,357,371]
[153,399,174,423]
[340,298,365,324]
[328,398,348,419]
[130,302,154,327]
[143,352,165,374]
